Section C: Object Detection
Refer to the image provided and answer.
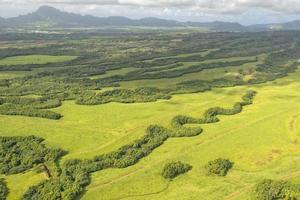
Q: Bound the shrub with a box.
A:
[252,179,298,200]
[161,161,192,179]
[0,179,7,200]
[205,158,233,176]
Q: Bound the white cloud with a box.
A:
[1,0,300,24]
[0,0,300,14]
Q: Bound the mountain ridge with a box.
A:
[1,6,300,31]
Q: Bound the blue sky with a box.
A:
[1,0,300,25]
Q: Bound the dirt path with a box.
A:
[223,170,300,200]
[88,166,145,191]
[289,113,300,131]
[114,182,171,200]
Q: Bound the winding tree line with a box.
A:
[0,91,257,199]
[170,90,256,137]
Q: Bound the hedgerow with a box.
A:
[76,87,171,105]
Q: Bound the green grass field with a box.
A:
[0,71,30,80]
[1,66,300,199]
[0,30,299,200]
[0,55,77,66]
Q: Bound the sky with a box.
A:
[1,0,300,25]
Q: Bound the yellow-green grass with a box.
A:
[1,68,300,199]
[0,55,77,66]
[2,169,45,200]
[82,71,300,200]
[0,71,30,80]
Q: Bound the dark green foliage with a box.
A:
[23,179,63,200]
[205,158,233,176]
[0,97,62,119]
[170,115,204,137]
[0,104,62,120]
[0,97,61,109]
[0,136,65,175]
[161,161,192,179]
[76,87,171,105]
[252,179,299,200]
[0,179,8,200]
[170,91,256,137]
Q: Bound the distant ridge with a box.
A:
[1,6,300,31]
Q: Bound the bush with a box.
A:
[161,161,192,179]
[205,158,233,176]
[0,179,7,200]
[252,179,298,200]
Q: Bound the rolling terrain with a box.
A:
[0,28,299,200]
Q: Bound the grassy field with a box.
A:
[82,71,300,200]
[0,55,77,65]
[1,67,300,199]
[0,71,30,80]
[1,30,300,200]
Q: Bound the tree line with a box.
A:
[18,91,256,199]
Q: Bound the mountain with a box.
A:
[280,20,300,30]
[0,6,244,30]
[0,17,6,27]
[248,20,300,31]
[2,6,300,31]
[3,6,182,28]
[8,6,102,27]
